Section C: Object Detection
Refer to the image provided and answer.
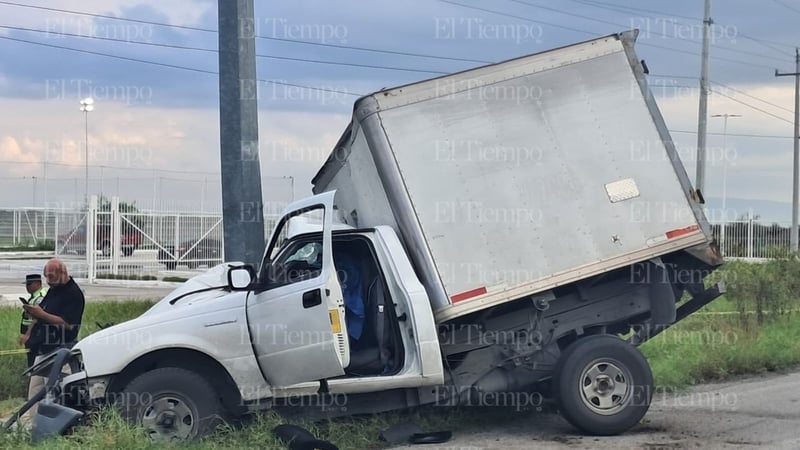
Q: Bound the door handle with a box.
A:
[302,289,322,308]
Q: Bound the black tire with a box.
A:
[165,261,177,270]
[553,335,653,436]
[100,241,111,257]
[119,367,225,441]
[122,247,134,257]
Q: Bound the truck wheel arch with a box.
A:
[107,348,245,418]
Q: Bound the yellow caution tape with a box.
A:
[0,349,28,356]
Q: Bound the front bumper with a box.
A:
[4,348,88,442]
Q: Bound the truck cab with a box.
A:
[35,191,443,440]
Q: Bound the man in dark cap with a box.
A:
[19,273,47,367]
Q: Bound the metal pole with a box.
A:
[84,110,88,209]
[795,48,799,254]
[711,113,741,257]
[80,97,94,211]
[695,0,712,195]
[747,209,753,259]
[776,48,800,253]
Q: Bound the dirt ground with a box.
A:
[392,369,800,450]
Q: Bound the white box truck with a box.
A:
[21,30,724,441]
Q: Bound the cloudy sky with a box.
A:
[0,0,797,222]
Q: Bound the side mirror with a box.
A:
[227,264,256,291]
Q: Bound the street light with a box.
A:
[712,113,742,257]
[79,97,94,209]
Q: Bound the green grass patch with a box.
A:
[0,401,528,449]
[161,276,189,283]
[96,274,158,281]
[642,313,800,389]
[0,240,54,252]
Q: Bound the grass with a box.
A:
[0,399,527,450]
[96,274,158,281]
[641,313,800,388]
[0,240,54,252]
[161,276,189,283]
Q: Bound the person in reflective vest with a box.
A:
[19,273,47,367]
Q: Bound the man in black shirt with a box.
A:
[19,258,85,426]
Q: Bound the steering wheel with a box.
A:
[284,260,319,282]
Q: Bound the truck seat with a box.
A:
[346,276,393,375]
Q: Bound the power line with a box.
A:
[0,159,220,174]
[669,129,794,139]
[508,0,789,65]
[257,54,447,75]
[0,0,489,64]
[570,0,795,56]
[567,0,794,59]
[771,0,800,16]
[0,35,365,97]
[571,0,700,21]
[0,35,217,75]
[256,36,491,64]
[440,0,780,72]
[649,73,795,115]
[710,89,793,124]
[739,35,795,58]
[440,0,597,36]
[712,80,794,115]
[649,73,698,80]
[0,0,216,32]
[0,24,450,75]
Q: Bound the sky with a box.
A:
[0,0,798,223]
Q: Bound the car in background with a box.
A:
[57,223,142,257]
[158,237,222,270]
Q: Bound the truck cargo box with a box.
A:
[312,30,717,322]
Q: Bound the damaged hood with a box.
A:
[74,263,250,354]
[144,262,243,315]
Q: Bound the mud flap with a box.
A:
[630,281,725,345]
[3,348,83,441]
[31,400,82,443]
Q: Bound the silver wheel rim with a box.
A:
[140,395,196,440]
[578,358,632,416]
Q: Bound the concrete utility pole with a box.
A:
[218,0,265,265]
[775,48,800,253]
[695,0,712,196]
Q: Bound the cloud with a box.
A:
[0,0,797,221]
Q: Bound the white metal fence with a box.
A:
[709,219,793,260]
[5,201,796,282]
[49,195,284,282]
[0,208,58,248]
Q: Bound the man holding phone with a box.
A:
[19,258,85,427]
[18,274,47,368]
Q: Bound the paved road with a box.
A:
[0,252,197,306]
[393,370,800,449]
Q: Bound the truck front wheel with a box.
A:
[119,367,225,440]
[553,335,653,436]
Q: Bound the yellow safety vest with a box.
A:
[20,286,48,329]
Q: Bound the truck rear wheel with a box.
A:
[553,335,653,436]
[119,367,225,441]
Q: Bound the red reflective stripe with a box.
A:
[666,224,700,239]
[451,286,488,303]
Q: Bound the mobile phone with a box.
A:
[19,297,28,305]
